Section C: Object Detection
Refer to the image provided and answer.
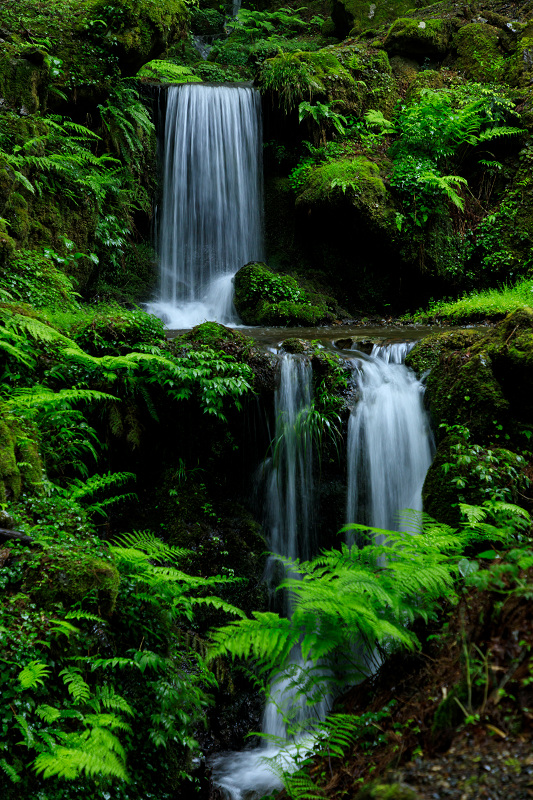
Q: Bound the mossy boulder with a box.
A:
[0,402,42,504]
[86,0,189,75]
[137,60,201,82]
[259,48,356,113]
[0,49,49,113]
[71,306,165,355]
[384,18,452,59]
[234,262,334,326]
[453,23,506,82]
[506,24,533,88]
[297,155,388,209]
[25,552,120,615]
[410,311,533,446]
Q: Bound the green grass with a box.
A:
[411,277,533,322]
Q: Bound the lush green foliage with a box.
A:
[412,278,533,321]
[210,502,530,722]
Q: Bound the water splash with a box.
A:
[147,84,263,329]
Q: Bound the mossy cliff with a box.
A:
[407,308,533,521]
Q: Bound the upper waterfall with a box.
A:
[147,83,264,329]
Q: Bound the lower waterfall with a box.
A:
[346,343,434,535]
[211,343,433,799]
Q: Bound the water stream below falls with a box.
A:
[211,343,434,800]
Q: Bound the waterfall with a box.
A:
[211,354,323,799]
[146,83,263,329]
[346,342,434,535]
[211,343,434,799]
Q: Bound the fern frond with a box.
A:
[18,661,51,689]
[60,668,91,705]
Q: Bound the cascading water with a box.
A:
[346,342,434,535]
[146,83,263,329]
[211,343,434,799]
[211,354,323,800]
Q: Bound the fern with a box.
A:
[0,758,21,784]
[18,661,51,689]
[60,668,91,705]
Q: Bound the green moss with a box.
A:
[70,305,165,355]
[0,402,42,504]
[384,18,452,58]
[181,322,248,347]
[355,782,421,800]
[26,552,120,615]
[87,0,189,73]
[234,262,333,326]
[406,330,485,375]
[453,23,506,82]
[259,47,356,112]
[0,250,77,310]
[506,31,533,87]
[297,155,386,206]
[137,60,201,82]
[417,312,533,446]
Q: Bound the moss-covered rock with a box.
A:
[0,402,42,504]
[24,551,120,615]
[384,18,452,59]
[259,48,356,113]
[453,23,506,82]
[411,311,533,447]
[297,155,388,208]
[234,262,334,326]
[137,60,201,82]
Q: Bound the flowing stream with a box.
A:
[146,83,263,329]
[211,344,434,799]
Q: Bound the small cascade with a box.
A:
[211,354,323,799]
[346,342,434,534]
[147,83,263,329]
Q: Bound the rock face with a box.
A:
[406,309,533,522]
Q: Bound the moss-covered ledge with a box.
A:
[233,262,335,326]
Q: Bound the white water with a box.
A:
[346,342,434,535]
[212,355,326,799]
[146,83,263,329]
[212,345,434,799]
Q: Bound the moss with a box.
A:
[26,552,120,615]
[355,782,421,800]
[0,402,42,504]
[384,18,452,58]
[0,250,77,310]
[259,47,356,112]
[297,155,386,206]
[405,330,485,375]
[453,23,506,82]
[342,0,435,36]
[87,0,189,74]
[137,60,201,82]
[190,8,225,36]
[0,47,49,113]
[506,30,533,87]
[181,322,248,347]
[234,262,333,326]
[416,312,533,446]
[72,306,165,355]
